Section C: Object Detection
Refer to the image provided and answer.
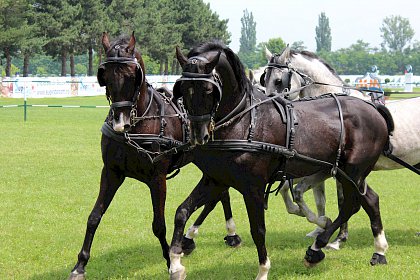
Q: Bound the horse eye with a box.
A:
[274,79,282,86]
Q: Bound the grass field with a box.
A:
[0,96,419,280]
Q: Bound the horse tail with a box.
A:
[376,104,394,135]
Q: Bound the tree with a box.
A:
[264,38,286,55]
[380,15,414,53]
[238,9,258,69]
[239,9,256,53]
[291,41,306,51]
[0,0,32,76]
[315,12,331,52]
[77,0,110,76]
[172,0,230,74]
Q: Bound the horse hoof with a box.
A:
[169,266,186,280]
[370,253,387,265]
[224,234,242,247]
[68,272,86,280]
[326,240,341,250]
[305,227,325,238]
[304,246,325,268]
[181,235,196,255]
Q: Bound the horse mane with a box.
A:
[188,41,252,94]
[290,49,342,81]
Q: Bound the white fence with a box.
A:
[0,75,180,98]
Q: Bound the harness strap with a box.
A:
[385,154,420,175]
[331,94,345,177]
[214,84,310,131]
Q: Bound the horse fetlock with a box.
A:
[303,246,325,268]
[68,271,86,280]
[318,215,332,228]
[169,252,186,280]
[256,257,271,280]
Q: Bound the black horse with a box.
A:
[168,41,393,279]
[68,33,241,280]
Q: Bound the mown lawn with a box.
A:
[0,96,419,279]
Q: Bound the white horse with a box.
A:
[262,46,420,249]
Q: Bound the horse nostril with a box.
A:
[203,134,209,143]
[124,124,130,130]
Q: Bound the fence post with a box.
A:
[24,85,27,122]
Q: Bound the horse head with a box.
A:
[174,42,248,146]
[261,46,302,100]
[97,32,146,132]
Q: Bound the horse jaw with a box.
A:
[112,111,131,132]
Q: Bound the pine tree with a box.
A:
[315,12,332,52]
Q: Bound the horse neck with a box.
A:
[215,66,246,121]
[291,55,344,97]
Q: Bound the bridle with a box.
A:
[99,53,144,127]
[261,57,313,99]
[173,56,223,133]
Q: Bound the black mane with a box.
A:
[188,41,252,94]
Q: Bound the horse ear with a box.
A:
[265,47,273,61]
[176,46,188,68]
[102,32,111,52]
[249,69,255,84]
[205,50,221,73]
[127,31,136,54]
[279,44,291,61]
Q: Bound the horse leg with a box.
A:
[304,178,359,268]
[359,184,388,265]
[182,190,241,254]
[306,181,329,238]
[278,181,305,216]
[293,180,332,232]
[220,190,242,247]
[169,175,228,280]
[148,173,170,268]
[326,181,349,250]
[69,167,124,280]
[243,187,270,280]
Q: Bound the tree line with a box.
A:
[238,12,420,76]
[2,2,419,77]
[0,0,230,77]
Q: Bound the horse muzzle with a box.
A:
[189,121,211,146]
[112,111,131,132]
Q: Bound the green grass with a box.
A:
[0,96,419,279]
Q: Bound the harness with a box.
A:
[264,61,420,176]
[99,54,190,177]
[172,60,366,204]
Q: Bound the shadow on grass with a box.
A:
[29,243,168,280]
[28,227,418,280]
